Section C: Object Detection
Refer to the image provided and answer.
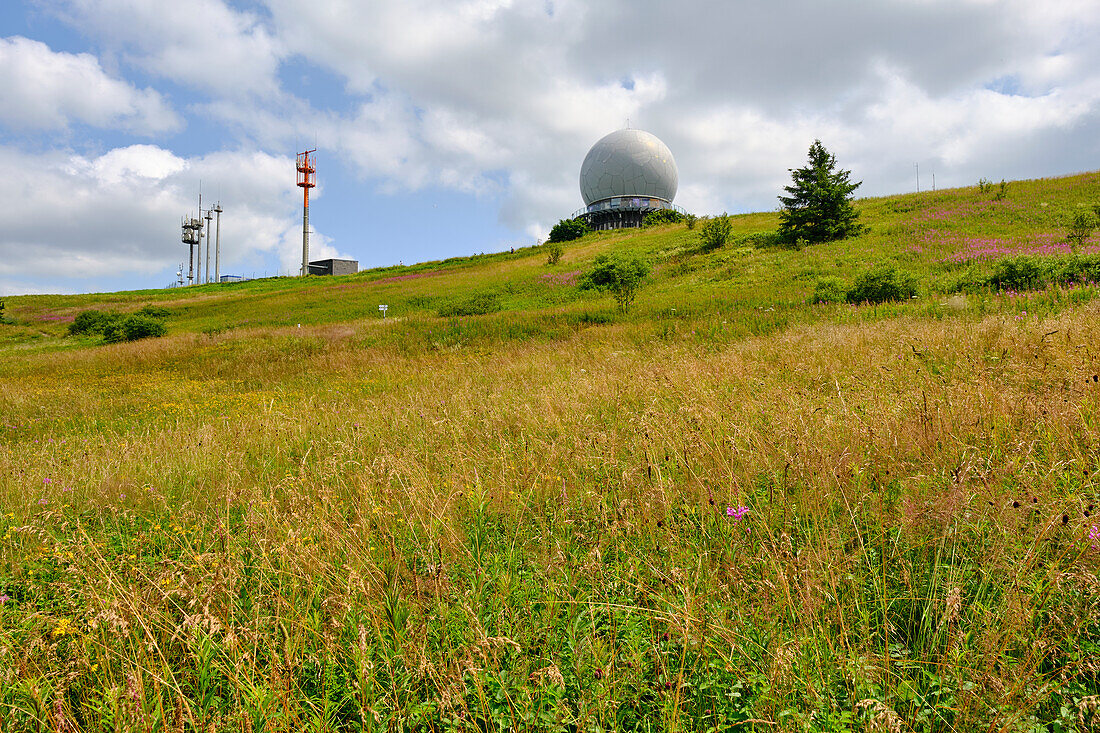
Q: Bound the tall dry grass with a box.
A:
[1,300,1099,730]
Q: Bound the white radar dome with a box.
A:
[579,129,678,206]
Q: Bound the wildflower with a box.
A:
[726,505,749,521]
[38,498,47,506]
[0,594,9,604]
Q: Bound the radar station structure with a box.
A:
[297,149,317,277]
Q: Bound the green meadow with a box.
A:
[2,173,1100,731]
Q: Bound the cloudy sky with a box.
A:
[2,0,1099,295]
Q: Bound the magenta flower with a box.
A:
[726,505,749,520]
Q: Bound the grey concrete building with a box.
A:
[307,258,358,276]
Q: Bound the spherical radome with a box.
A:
[579,129,678,206]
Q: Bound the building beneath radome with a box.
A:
[576,128,684,230]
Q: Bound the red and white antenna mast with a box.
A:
[297,149,317,276]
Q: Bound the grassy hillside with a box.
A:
[1,173,1100,731]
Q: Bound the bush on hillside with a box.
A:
[438,291,502,317]
[685,213,698,230]
[103,314,167,343]
[699,214,733,251]
[643,209,685,227]
[547,218,590,243]
[845,265,918,304]
[811,277,847,304]
[987,256,1045,291]
[580,253,650,312]
[1066,211,1095,253]
[69,310,120,336]
[778,140,862,244]
[1056,253,1100,285]
[545,242,564,265]
[952,254,1100,293]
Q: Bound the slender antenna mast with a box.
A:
[915,163,920,193]
[297,149,317,277]
[214,203,223,284]
[196,189,203,283]
[204,207,213,285]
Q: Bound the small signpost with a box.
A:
[378,304,388,319]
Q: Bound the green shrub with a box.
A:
[547,218,590,243]
[580,254,649,312]
[642,209,685,227]
[101,321,124,343]
[1066,211,1095,253]
[69,310,119,336]
[812,277,847,303]
[1053,254,1100,286]
[438,292,502,317]
[699,214,733,251]
[123,314,167,340]
[685,213,698,230]
[846,265,918,304]
[987,256,1045,291]
[102,314,167,343]
[545,243,563,265]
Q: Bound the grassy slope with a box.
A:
[1,173,1099,731]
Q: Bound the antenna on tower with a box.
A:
[297,149,317,277]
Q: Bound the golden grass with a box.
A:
[2,295,1099,729]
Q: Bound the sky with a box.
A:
[2,0,1100,296]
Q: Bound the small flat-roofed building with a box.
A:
[308,258,358,276]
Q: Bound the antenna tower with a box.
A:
[297,149,317,276]
[214,203,223,283]
[182,216,202,285]
[204,208,213,284]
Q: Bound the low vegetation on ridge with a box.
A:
[1,171,1100,731]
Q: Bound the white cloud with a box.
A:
[0,36,179,134]
[0,145,351,294]
[47,0,282,96]
[249,0,1100,223]
[8,0,1100,294]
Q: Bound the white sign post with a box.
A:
[378,304,388,319]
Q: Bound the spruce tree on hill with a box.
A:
[778,140,862,244]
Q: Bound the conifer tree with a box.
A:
[778,140,862,244]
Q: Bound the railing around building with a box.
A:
[570,197,688,221]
